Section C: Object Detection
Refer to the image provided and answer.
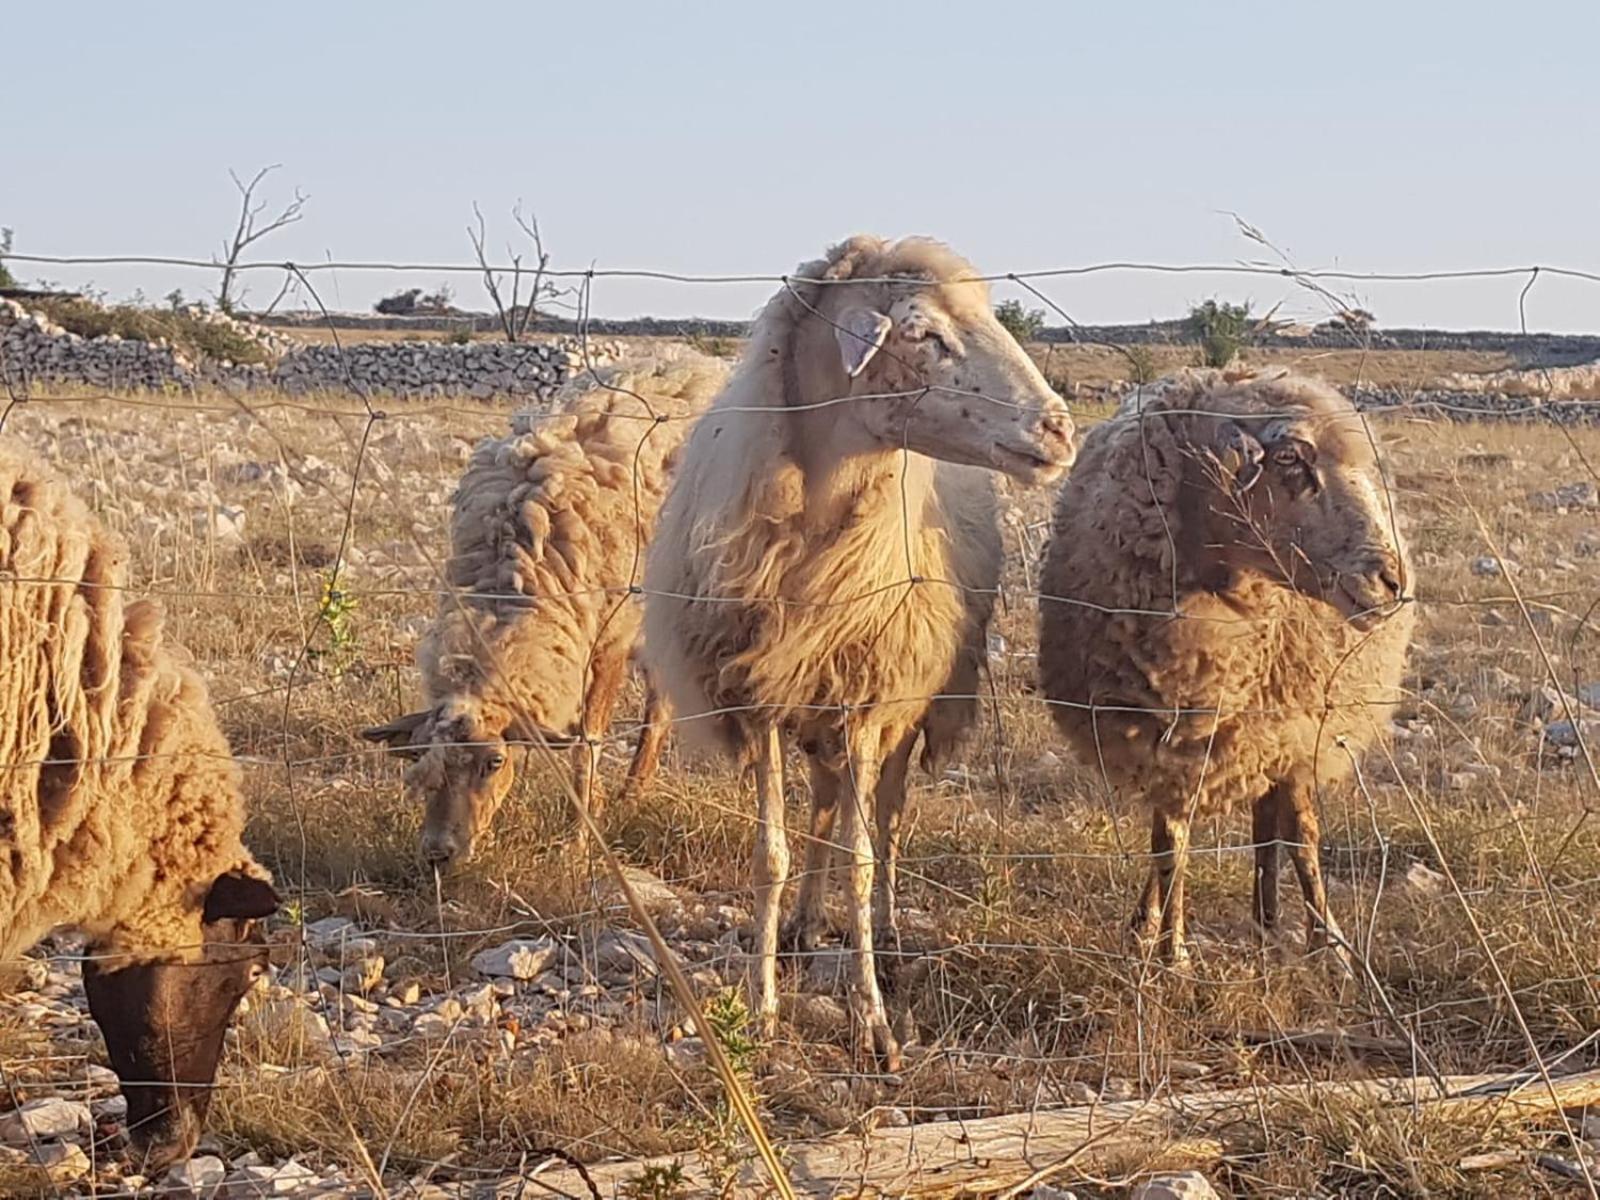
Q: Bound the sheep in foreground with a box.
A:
[1038,368,1414,963]
[0,439,279,1168]
[363,346,729,866]
[644,236,1076,1066]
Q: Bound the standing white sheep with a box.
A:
[1038,369,1415,963]
[643,236,1076,1067]
[363,346,728,866]
[0,439,279,1169]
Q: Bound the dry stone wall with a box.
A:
[0,299,623,402]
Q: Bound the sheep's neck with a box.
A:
[778,319,936,547]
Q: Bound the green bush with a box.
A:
[24,295,271,366]
[994,299,1046,342]
[1187,298,1253,368]
[0,228,14,290]
[1125,344,1160,385]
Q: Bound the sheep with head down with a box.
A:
[1038,368,1415,965]
[363,346,728,866]
[0,439,279,1170]
[643,235,1076,1067]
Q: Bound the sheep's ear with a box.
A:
[1216,420,1265,494]
[203,871,280,923]
[834,307,893,378]
[361,710,431,759]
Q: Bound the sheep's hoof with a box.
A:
[864,1021,903,1075]
[779,915,829,957]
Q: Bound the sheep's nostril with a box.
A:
[1378,566,1404,599]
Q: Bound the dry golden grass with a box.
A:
[3,371,1598,1195]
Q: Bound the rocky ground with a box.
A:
[2,378,1600,1197]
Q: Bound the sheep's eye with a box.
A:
[484,753,506,773]
[923,330,952,356]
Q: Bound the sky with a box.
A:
[5,1,1599,332]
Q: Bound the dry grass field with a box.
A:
[2,344,1599,1197]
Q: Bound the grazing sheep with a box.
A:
[0,439,279,1168]
[1038,368,1414,964]
[643,236,1076,1066]
[363,346,728,866]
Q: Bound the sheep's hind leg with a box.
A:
[840,732,899,1071]
[1129,806,1168,948]
[1278,780,1351,970]
[751,724,790,1038]
[781,755,838,956]
[1252,791,1282,943]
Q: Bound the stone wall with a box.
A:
[0,299,624,402]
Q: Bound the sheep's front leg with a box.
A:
[871,734,915,956]
[751,723,790,1037]
[841,733,899,1071]
[617,680,671,807]
[1155,809,1191,965]
[1251,790,1281,938]
[781,754,837,955]
[573,648,628,836]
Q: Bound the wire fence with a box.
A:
[2,247,1600,1195]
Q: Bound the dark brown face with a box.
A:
[82,871,277,1171]
[1197,415,1408,627]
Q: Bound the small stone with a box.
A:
[28,1140,90,1184]
[471,938,558,980]
[1404,861,1447,895]
[593,865,680,915]
[1130,1171,1221,1200]
[342,955,385,994]
[222,1158,317,1197]
[876,1106,911,1127]
[461,983,500,1023]
[165,1154,228,1196]
[0,1097,92,1143]
[1546,718,1600,748]
[302,916,359,948]
[790,993,850,1037]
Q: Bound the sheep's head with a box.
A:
[83,870,278,1171]
[362,699,518,869]
[1192,402,1410,630]
[802,238,1076,485]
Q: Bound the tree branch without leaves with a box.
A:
[466,200,572,342]
[217,165,308,313]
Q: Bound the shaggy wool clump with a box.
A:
[0,438,267,963]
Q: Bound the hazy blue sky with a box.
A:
[6,1,1597,330]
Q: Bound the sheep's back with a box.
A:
[420,348,727,727]
[0,441,249,960]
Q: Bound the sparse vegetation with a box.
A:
[1124,342,1160,384]
[1187,297,1254,367]
[4,348,1598,1196]
[994,298,1046,342]
[22,294,272,365]
[0,227,16,290]
[686,333,741,359]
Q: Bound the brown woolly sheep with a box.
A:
[643,235,1076,1067]
[0,439,279,1168]
[1038,368,1415,964]
[363,346,728,866]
